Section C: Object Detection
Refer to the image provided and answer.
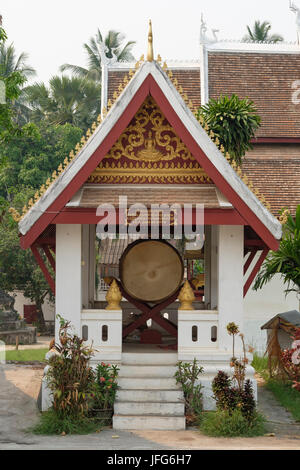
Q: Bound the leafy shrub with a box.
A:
[45,316,95,418]
[197,94,261,165]
[89,362,119,411]
[201,409,266,437]
[175,359,204,424]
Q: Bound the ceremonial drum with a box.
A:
[120,240,184,303]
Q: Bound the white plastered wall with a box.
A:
[55,224,82,340]
[218,225,244,352]
[244,253,299,354]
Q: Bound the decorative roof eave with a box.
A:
[205,40,300,54]
[18,60,282,249]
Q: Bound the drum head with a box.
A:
[120,240,184,303]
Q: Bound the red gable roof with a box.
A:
[18,62,281,251]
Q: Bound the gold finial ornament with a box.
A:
[105,279,122,310]
[178,281,195,310]
[147,20,154,62]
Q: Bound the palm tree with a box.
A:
[243,20,284,43]
[60,29,136,82]
[0,42,36,125]
[23,75,101,130]
[0,42,36,79]
[254,206,300,297]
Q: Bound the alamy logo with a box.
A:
[292,80,300,105]
[0,80,5,104]
[96,196,204,251]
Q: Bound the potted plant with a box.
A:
[88,362,119,425]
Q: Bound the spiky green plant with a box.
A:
[197,94,261,165]
[254,205,300,296]
[243,20,283,43]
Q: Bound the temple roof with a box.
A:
[106,49,300,217]
[207,51,300,139]
[18,60,282,250]
[243,144,300,216]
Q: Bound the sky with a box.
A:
[1,0,299,83]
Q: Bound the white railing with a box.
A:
[81,309,122,361]
[178,310,218,360]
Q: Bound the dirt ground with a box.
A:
[1,364,300,450]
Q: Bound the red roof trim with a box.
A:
[20,76,152,249]
[149,77,279,250]
[20,72,279,251]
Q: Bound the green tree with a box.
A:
[23,75,101,129]
[0,27,27,141]
[0,41,36,126]
[243,20,283,43]
[60,29,136,81]
[254,206,300,297]
[0,191,53,329]
[0,121,83,199]
[0,42,36,79]
[197,94,261,166]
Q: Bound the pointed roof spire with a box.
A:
[147,20,154,62]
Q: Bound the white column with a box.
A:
[210,225,218,310]
[56,224,82,340]
[218,225,244,352]
[88,225,96,306]
[81,225,89,309]
[204,226,211,306]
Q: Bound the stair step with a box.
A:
[113,415,186,430]
[119,365,177,378]
[117,389,184,402]
[114,401,184,416]
[122,353,178,366]
[118,376,180,390]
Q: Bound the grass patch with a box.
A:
[266,380,300,422]
[200,409,266,437]
[5,348,48,362]
[252,354,300,422]
[31,409,102,435]
[252,353,269,379]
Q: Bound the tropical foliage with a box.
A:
[243,20,284,43]
[61,29,136,81]
[200,323,266,437]
[88,362,119,422]
[0,122,82,198]
[0,191,53,329]
[23,76,101,129]
[254,206,300,296]
[0,28,28,141]
[46,316,95,417]
[0,42,36,79]
[198,94,261,165]
[175,359,204,424]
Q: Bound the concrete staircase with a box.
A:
[113,352,186,430]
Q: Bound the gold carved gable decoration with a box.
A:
[88,96,211,184]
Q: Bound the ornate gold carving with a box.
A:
[105,279,122,310]
[89,96,211,185]
[137,131,164,161]
[90,160,210,184]
[104,97,203,163]
[178,281,195,310]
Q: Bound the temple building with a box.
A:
[17,21,300,430]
